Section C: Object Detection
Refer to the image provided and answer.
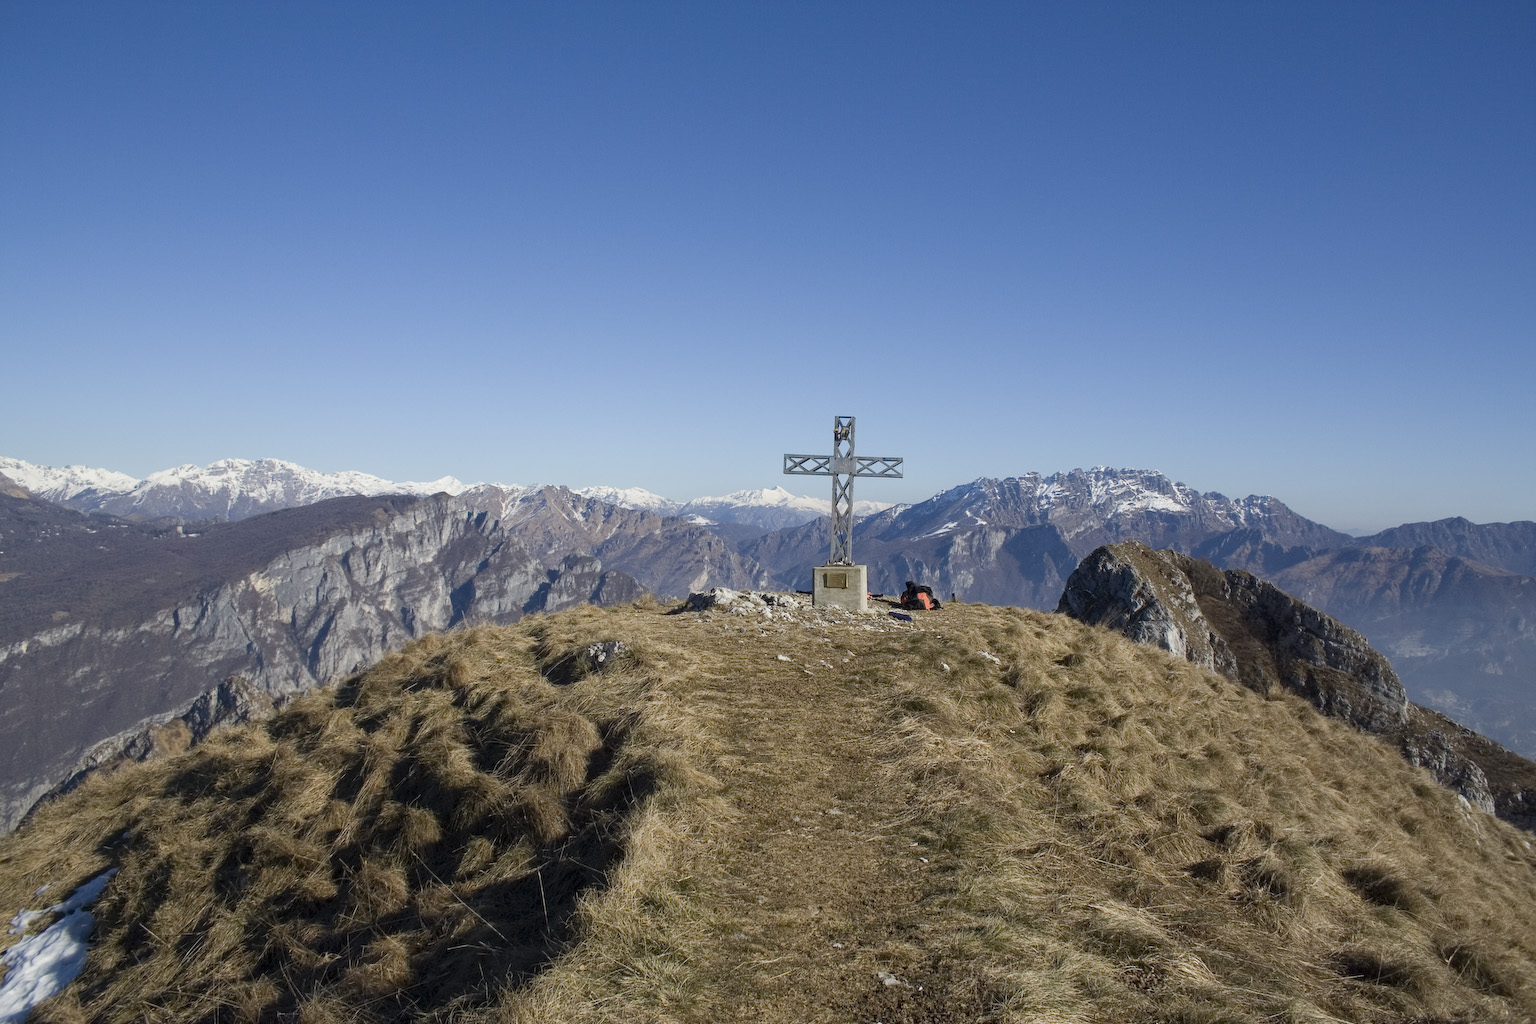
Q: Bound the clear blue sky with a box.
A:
[3,2,1531,532]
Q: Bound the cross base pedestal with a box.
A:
[812,564,869,613]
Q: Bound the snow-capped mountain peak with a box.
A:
[699,485,815,508]
[573,486,682,516]
[0,457,139,503]
[893,467,1333,550]
[678,486,894,529]
[4,454,904,532]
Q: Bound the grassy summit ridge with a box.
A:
[2,598,1534,1022]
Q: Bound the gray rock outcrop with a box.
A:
[1059,542,1536,829]
[1059,542,1408,732]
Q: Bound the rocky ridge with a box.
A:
[4,456,893,533]
[1059,541,1536,830]
[1357,517,1536,577]
[0,485,766,833]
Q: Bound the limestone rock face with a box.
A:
[1058,542,1536,830]
[0,491,689,834]
[1059,542,1407,731]
[1398,716,1495,814]
[524,555,648,615]
[0,475,787,834]
[1055,544,1239,679]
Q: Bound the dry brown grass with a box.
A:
[2,598,1534,1023]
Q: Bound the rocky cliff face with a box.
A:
[1058,542,1536,830]
[0,475,778,833]
[0,489,698,833]
[1059,543,1409,731]
[462,485,771,598]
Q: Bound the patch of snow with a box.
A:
[1,868,117,1023]
[920,521,960,539]
[1112,492,1188,516]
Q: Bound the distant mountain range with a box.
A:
[0,457,468,523]
[0,457,888,533]
[575,484,894,531]
[0,454,1530,831]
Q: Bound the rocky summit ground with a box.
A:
[2,592,1535,1023]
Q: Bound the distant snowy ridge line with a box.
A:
[0,456,897,527]
[0,456,472,503]
[6,455,1314,532]
[0,457,138,502]
[574,483,895,526]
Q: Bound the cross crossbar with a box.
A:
[783,455,905,478]
[783,415,903,565]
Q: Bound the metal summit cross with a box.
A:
[784,415,903,612]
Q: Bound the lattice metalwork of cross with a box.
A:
[783,415,903,566]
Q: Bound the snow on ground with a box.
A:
[0,868,117,1023]
[1112,492,1188,516]
[921,520,961,539]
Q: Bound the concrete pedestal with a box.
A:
[812,564,869,613]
